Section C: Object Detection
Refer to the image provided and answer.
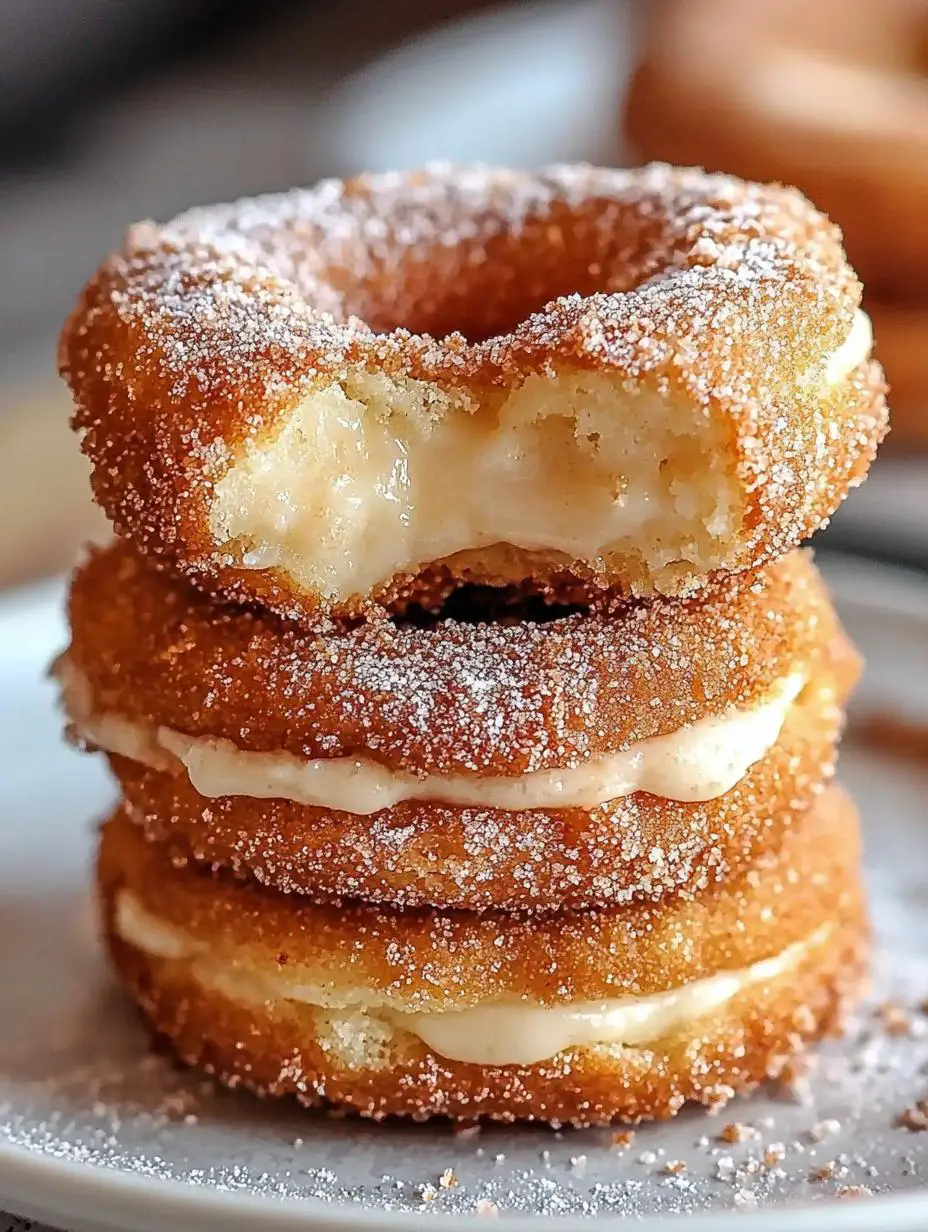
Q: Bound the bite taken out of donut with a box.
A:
[60,164,887,620]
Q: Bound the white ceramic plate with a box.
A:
[0,556,927,1232]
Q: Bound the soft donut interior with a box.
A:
[197,174,873,605]
[208,175,873,605]
[210,304,869,606]
[210,370,746,602]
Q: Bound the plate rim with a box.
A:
[5,1138,928,1232]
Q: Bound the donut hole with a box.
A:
[344,254,589,344]
[396,584,590,629]
[327,220,637,344]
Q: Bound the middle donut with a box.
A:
[58,541,856,911]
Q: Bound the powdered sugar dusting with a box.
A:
[58,163,887,620]
[68,543,837,776]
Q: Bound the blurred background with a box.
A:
[1,0,925,595]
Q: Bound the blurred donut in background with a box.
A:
[624,0,928,450]
[868,300,928,450]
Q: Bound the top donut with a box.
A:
[60,163,888,619]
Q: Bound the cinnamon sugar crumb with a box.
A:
[439,1168,458,1189]
[719,1122,756,1144]
[811,1163,838,1182]
[662,1160,687,1175]
[836,1185,873,1199]
[897,1101,928,1131]
[877,1000,913,1036]
[808,1118,841,1142]
[776,1052,817,1103]
[763,1143,786,1167]
[611,1131,636,1149]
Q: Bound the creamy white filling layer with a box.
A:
[205,312,870,602]
[58,660,803,812]
[114,891,823,1067]
[824,308,872,384]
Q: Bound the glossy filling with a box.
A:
[59,659,804,812]
[114,890,825,1068]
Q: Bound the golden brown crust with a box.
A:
[868,299,928,450]
[105,915,866,1126]
[66,543,844,775]
[624,0,928,297]
[59,164,886,619]
[99,786,859,1009]
[112,648,858,910]
[98,788,867,1124]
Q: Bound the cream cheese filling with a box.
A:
[58,660,803,812]
[114,890,824,1067]
[206,312,871,603]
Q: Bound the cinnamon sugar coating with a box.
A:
[59,164,887,618]
[67,542,837,776]
[100,783,859,1011]
[111,642,857,910]
[98,787,866,1124]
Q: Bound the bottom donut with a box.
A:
[98,786,867,1125]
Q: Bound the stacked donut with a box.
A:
[56,165,888,1125]
[625,0,928,448]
